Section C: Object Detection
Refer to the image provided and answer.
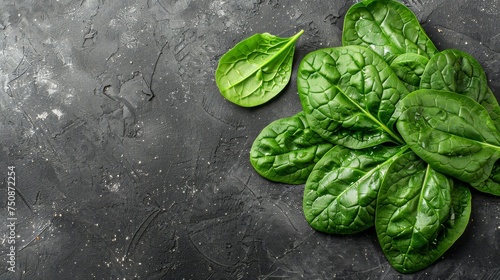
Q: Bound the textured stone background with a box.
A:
[0,0,499,279]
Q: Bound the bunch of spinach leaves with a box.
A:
[216,0,499,274]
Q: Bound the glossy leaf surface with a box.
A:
[397,89,500,184]
[250,112,334,184]
[390,53,429,92]
[376,152,471,273]
[420,49,500,130]
[471,162,500,196]
[297,45,408,149]
[343,0,438,63]
[303,145,409,234]
[216,30,303,107]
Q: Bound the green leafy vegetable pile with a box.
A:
[215,0,499,274]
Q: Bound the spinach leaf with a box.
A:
[376,151,471,274]
[420,49,500,130]
[390,53,429,92]
[342,0,438,63]
[215,30,303,107]
[303,145,410,234]
[250,111,334,184]
[397,89,500,185]
[297,45,408,149]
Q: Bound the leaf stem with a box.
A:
[334,85,405,145]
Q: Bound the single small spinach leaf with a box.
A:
[420,49,500,130]
[342,0,438,63]
[303,145,410,234]
[250,111,334,184]
[390,53,429,92]
[215,30,304,107]
[397,89,500,184]
[297,45,408,149]
[376,151,471,274]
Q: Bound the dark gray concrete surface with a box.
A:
[0,0,499,279]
